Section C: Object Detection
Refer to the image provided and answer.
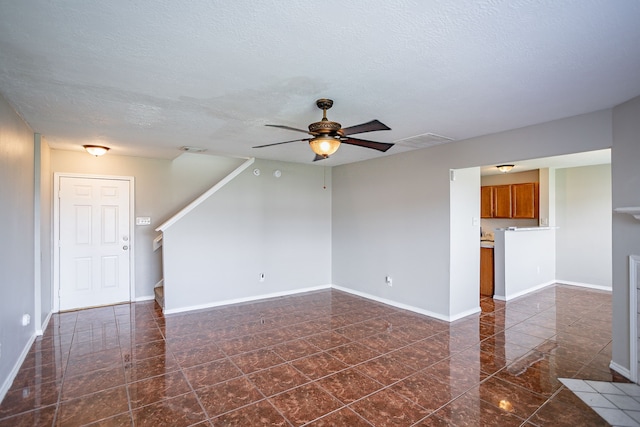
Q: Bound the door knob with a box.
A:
[123,245,129,250]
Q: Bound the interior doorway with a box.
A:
[54,174,134,311]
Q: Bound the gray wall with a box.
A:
[50,150,244,299]
[555,164,612,288]
[332,109,612,320]
[612,95,640,373]
[162,159,332,312]
[0,94,35,396]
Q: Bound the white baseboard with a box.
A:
[555,280,612,292]
[331,285,476,322]
[610,360,634,383]
[154,279,164,288]
[497,280,556,301]
[35,311,52,336]
[135,295,155,302]
[449,306,482,322]
[163,284,332,315]
[0,333,37,403]
[162,283,480,322]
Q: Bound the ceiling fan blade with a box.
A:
[341,120,391,136]
[312,154,328,162]
[252,138,308,148]
[342,137,394,152]
[265,124,310,134]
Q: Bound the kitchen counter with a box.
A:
[494,226,558,232]
[480,240,494,248]
[493,227,556,300]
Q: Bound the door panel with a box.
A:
[59,177,131,310]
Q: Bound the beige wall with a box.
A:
[50,150,244,298]
[555,164,612,288]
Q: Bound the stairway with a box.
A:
[154,285,164,309]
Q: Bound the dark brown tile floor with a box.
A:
[0,284,624,426]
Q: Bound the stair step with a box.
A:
[154,285,164,309]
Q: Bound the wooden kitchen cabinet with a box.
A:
[493,185,512,218]
[481,185,510,218]
[480,247,494,296]
[511,183,538,218]
[480,183,538,219]
[480,186,494,218]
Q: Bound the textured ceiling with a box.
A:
[0,1,639,165]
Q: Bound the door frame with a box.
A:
[53,173,135,312]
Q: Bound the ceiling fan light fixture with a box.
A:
[496,164,514,173]
[309,135,341,158]
[83,145,110,157]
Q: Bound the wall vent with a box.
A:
[394,132,454,148]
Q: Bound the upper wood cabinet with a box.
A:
[493,185,512,218]
[480,183,538,219]
[480,186,494,218]
[511,182,538,219]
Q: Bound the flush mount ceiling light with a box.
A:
[83,145,110,157]
[496,164,514,173]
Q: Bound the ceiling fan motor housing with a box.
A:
[308,120,342,135]
[309,98,342,135]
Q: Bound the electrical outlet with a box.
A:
[385,276,393,287]
[259,273,265,282]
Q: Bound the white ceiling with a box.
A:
[479,148,611,176]
[0,1,639,166]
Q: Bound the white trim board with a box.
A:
[163,284,332,315]
[156,157,254,232]
[629,255,640,383]
[494,281,556,301]
[331,285,480,322]
[35,311,52,336]
[162,283,479,322]
[555,280,612,292]
[0,333,36,404]
[610,360,633,383]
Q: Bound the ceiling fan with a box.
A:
[253,98,394,161]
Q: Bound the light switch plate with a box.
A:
[136,217,151,226]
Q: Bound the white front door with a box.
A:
[58,176,131,310]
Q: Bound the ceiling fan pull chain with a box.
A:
[323,166,327,190]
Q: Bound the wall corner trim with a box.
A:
[156,157,255,232]
[610,361,633,383]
